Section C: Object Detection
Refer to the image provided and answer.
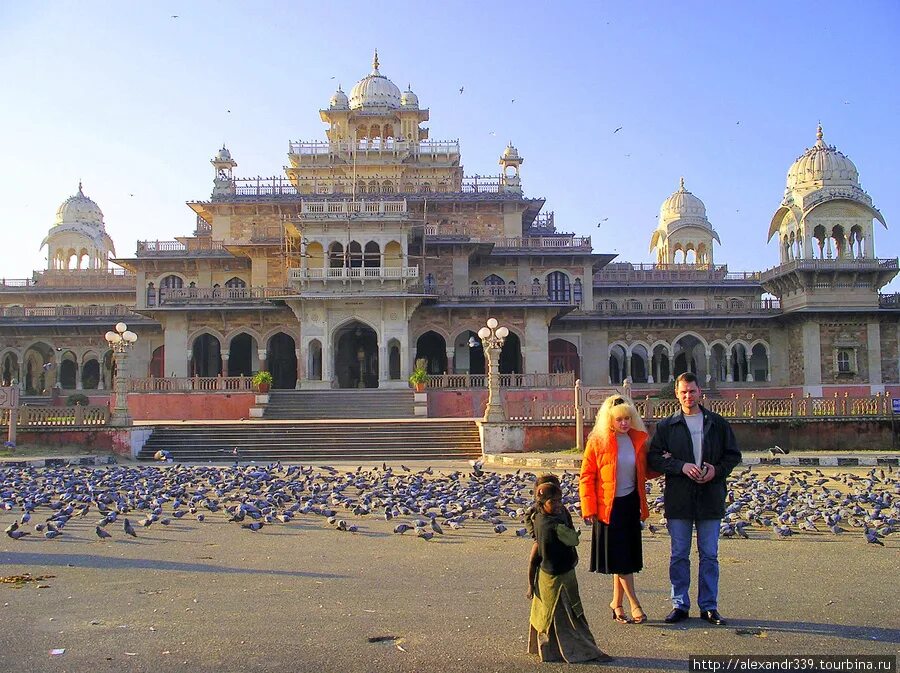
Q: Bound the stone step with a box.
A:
[262,389,416,419]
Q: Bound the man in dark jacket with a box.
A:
[648,372,741,626]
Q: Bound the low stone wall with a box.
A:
[126,393,256,421]
[7,428,136,457]
[519,418,897,453]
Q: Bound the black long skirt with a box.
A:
[589,488,643,575]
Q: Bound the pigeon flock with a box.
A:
[1,460,898,548]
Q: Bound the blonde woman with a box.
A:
[579,395,660,624]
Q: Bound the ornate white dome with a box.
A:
[54,182,104,228]
[786,124,859,190]
[659,178,709,227]
[215,145,233,162]
[502,143,521,161]
[349,50,402,110]
[400,86,418,109]
[330,86,349,110]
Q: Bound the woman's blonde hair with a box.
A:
[592,394,646,435]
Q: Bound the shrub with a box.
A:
[66,393,90,407]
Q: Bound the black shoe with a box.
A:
[664,608,689,623]
[700,609,727,625]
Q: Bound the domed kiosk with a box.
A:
[650,178,720,266]
[41,182,116,270]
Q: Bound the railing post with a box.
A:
[789,393,796,417]
[842,392,848,416]
[74,405,84,425]
[644,395,654,422]
[575,379,584,452]
[749,394,757,419]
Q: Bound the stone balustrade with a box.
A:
[127,376,254,393]
[427,372,575,389]
[289,267,419,282]
[1,405,110,428]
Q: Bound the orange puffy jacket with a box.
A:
[579,428,660,524]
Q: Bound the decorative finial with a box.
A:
[816,122,823,142]
[78,180,83,196]
[373,49,379,72]
[679,176,685,191]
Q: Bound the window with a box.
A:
[573,279,582,305]
[547,271,571,302]
[835,348,856,374]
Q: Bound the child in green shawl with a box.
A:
[526,482,612,664]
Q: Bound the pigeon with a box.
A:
[493,523,507,534]
[393,523,412,534]
[123,518,137,538]
[769,445,789,457]
[6,529,29,540]
[864,528,884,546]
[95,526,112,539]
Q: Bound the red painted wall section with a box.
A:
[126,394,256,421]
[13,429,133,456]
[429,389,575,418]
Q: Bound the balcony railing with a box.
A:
[879,293,900,308]
[128,376,254,393]
[492,236,592,251]
[423,282,576,304]
[1,270,135,291]
[288,139,460,158]
[760,257,900,281]
[592,299,781,315]
[156,287,295,306]
[137,239,227,256]
[297,199,407,218]
[289,266,419,282]
[1,406,110,428]
[0,304,138,318]
[427,372,576,389]
[461,175,501,193]
[221,174,506,198]
[595,264,761,283]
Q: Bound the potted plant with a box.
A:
[409,358,430,393]
[252,370,273,393]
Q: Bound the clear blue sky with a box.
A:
[2,2,899,289]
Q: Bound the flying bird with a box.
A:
[458,87,464,94]
[613,127,623,133]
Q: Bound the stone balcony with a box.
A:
[153,287,296,307]
[288,266,419,283]
[136,239,228,257]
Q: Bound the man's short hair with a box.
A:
[675,372,700,387]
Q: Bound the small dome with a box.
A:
[215,145,232,162]
[54,182,104,228]
[349,50,402,110]
[502,143,521,161]
[400,85,418,108]
[330,86,349,109]
[786,124,859,190]
[659,177,708,227]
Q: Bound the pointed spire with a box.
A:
[372,48,380,73]
[817,122,823,142]
[77,180,84,196]
[679,176,686,192]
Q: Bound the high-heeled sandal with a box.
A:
[610,606,633,624]
[630,606,648,624]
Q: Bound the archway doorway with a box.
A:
[334,322,378,388]
[549,339,579,379]
[415,331,448,375]
[499,332,522,374]
[191,334,222,377]
[150,346,165,378]
[454,331,485,375]
[228,333,255,376]
[82,359,100,389]
[59,353,78,389]
[2,352,19,386]
[673,335,705,380]
[268,333,297,389]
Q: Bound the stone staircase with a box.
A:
[136,418,482,462]
[262,389,415,420]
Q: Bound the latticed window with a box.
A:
[836,348,855,374]
[573,279,582,305]
[225,277,246,289]
[547,271,570,302]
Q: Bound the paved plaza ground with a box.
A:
[0,462,897,673]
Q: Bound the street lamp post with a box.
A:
[478,317,509,423]
[105,322,138,427]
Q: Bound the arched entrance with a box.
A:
[2,352,19,386]
[454,331,485,375]
[549,339,580,379]
[499,332,522,374]
[59,352,78,389]
[23,343,55,394]
[673,335,706,380]
[268,333,298,390]
[191,334,222,377]
[150,346,165,378]
[334,321,378,388]
[82,359,100,389]
[415,331,448,375]
[228,333,255,376]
